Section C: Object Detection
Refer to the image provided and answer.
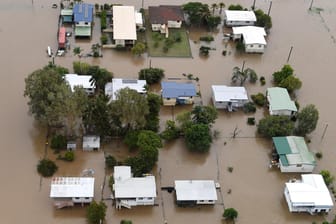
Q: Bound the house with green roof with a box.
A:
[272,136,316,173]
[266,87,297,116]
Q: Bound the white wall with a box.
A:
[244,43,265,53]
[279,160,315,173]
[225,20,255,27]
[167,20,182,28]
[72,197,93,203]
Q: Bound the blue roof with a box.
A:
[161,81,197,98]
[73,3,93,23]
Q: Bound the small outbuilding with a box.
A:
[61,9,73,23]
[284,174,333,214]
[232,26,267,53]
[50,177,95,209]
[224,10,256,26]
[113,166,157,209]
[105,78,147,102]
[161,81,197,106]
[266,87,297,116]
[64,74,95,94]
[174,180,218,206]
[82,135,100,151]
[272,136,316,173]
[211,85,248,111]
[112,6,137,47]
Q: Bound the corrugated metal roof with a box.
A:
[50,177,94,198]
[105,78,147,101]
[161,81,197,98]
[112,6,137,40]
[73,3,93,23]
[225,10,256,22]
[232,26,266,45]
[267,87,297,112]
[212,85,248,102]
[175,180,218,201]
[65,74,94,91]
[148,5,184,25]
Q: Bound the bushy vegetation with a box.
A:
[138,68,165,85]
[296,104,319,136]
[257,115,295,138]
[105,155,117,168]
[160,120,180,141]
[37,159,58,177]
[254,9,272,31]
[86,201,107,224]
[50,134,67,150]
[100,10,107,30]
[320,170,334,186]
[100,34,108,45]
[243,102,257,113]
[199,35,214,42]
[223,208,238,222]
[260,76,266,85]
[251,93,266,106]
[247,117,256,125]
[228,4,243,10]
[272,64,302,93]
[199,46,211,56]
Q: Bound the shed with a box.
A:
[64,74,95,94]
[284,174,333,214]
[224,10,256,26]
[112,6,137,46]
[232,26,267,53]
[174,180,217,206]
[211,85,248,111]
[161,81,197,106]
[61,9,73,23]
[267,87,297,116]
[272,136,316,173]
[50,177,94,208]
[82,136,100,151]
[148,5,184,33]
[105,78,147,102]
[113,166,157,209]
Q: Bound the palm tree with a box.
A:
[223,208,238,223]
[231,66,247,86]
[219,2,225,14]
[211,3,218,15]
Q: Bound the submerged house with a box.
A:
[174,180,218,206]
[224,10,256,26]
[284,174,333,214]
[64,74,95,94]
[82,135,100,151]
[105,78,147,102]
[232,26,267,53]
[112,6,137,47]
[161,81,197,106]
[73,3,93,38]
[267,87,297,116]
[113,166,156,209]
[272,136,316,173]
[148,5,184,34]
[211,85,248,111]
[50,177,95,209]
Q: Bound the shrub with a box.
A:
[199,35,214,42]
[163,45,169,53]
[172,32,182,42]
[73,61,91,75]
[50,134,67,150]
[63,151,75,161]
[315,152,323,159]
[199,46,211,56]
[320,170,334,186]
[228,4,243,10]
[121,220,132,224]
[100,34,108,45]
[153,41,159,48]
[108,175,114,191]
[37,159,58,177]
[138,68,165,85]
[105,155,117,168]
[243,102,256,113]
[160,120,180,141]
[260,76,266,85]
[236,40,245,52]
[100,10,107,30]
[247,117,256,125]
[227,167,234,172]
[251,93,266,106]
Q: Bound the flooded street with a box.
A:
[1,0,336,223]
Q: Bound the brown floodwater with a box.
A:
[1,0,336,223]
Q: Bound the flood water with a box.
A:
[1,0,336,223]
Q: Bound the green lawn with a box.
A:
[145,27,192,58]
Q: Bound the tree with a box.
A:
[131,42,146,56]
[219,2,225,14]
[37,159,58,177]
[228,4,243,10]
[206,16,221,30]
[89,66,113,92]
[105,155,117,168]
[50,134,67,150]
[257,115,295,138]
[211,3,217,14]
[191,105,218,126]
[24,65,70,127]
[231,66,247,86]
[161,120,180,141]
[185,124,212,152]
[73,61,91,75]
[86,200,107,224]
[138,67,165,85]
[137,130,163,151]
[254,9,272,31]
[272,64,294,84]
[223,208,238,223]
[183,2,210,26]
[145,93,161,131]
[120,220,132,224]
[320,170,334,187]
[278,75,302,93]
[296,104,319,136]
[111,88,149,130]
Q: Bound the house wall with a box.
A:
[269,108,293,116]
[151,24,163,32]
[72,197,93,203]
[244,43,265,53]
[212,97,248,109]
[75,21,91,27]
[163,98,177,106]
[225,20,255,27]
[167,20,182,28]
[279,160,315,173]
[196,200,216,205]
[115,39,125,46]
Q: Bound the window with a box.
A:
[259,45,262,48]
[85,197,90,200]
[85,22,88,25]
[138,197,143,200]
[296,164,302,167]
[250,44,254,48]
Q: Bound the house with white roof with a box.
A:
[284,174,333,214]
[161,81,197,106]
[267,87,297,116]
[82,135,100,151]
[224,10,256,27]
[174,180,218,206]
[112,6,137,47]
[64,74,95,94]
[50,177,95,209]
[232,26,267,53]
[113,166,157,209]
[272,136,316,173]
[105,78,147,102]
[211,85,249,111]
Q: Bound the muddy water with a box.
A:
[1,0,336,223]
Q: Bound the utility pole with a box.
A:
[252,0,256,10]
[309,0,314,10]
[321,124,328,141]
[287,46,293,63]
[141,0,144,9]
[268,1,272,16]
[149,59,152,68]
[241,60,245,72]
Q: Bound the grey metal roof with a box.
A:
[161,81,197,98]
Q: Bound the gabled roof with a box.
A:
[161,81,197,98]
[232,26,266,45]
[112,6,137,40]
[175,180,218,201]
[114,166,157,198]
[64,74,94,92]
[285,174,333,207]
[267,87,297,112]
[73,3,93,23]
[273,136,315,166]
[224,10,256,22]
[50,177,94,198]
[105,78,147,101]
[212,85,248,102]
[149,5,184,24]
[61,9,73,16]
